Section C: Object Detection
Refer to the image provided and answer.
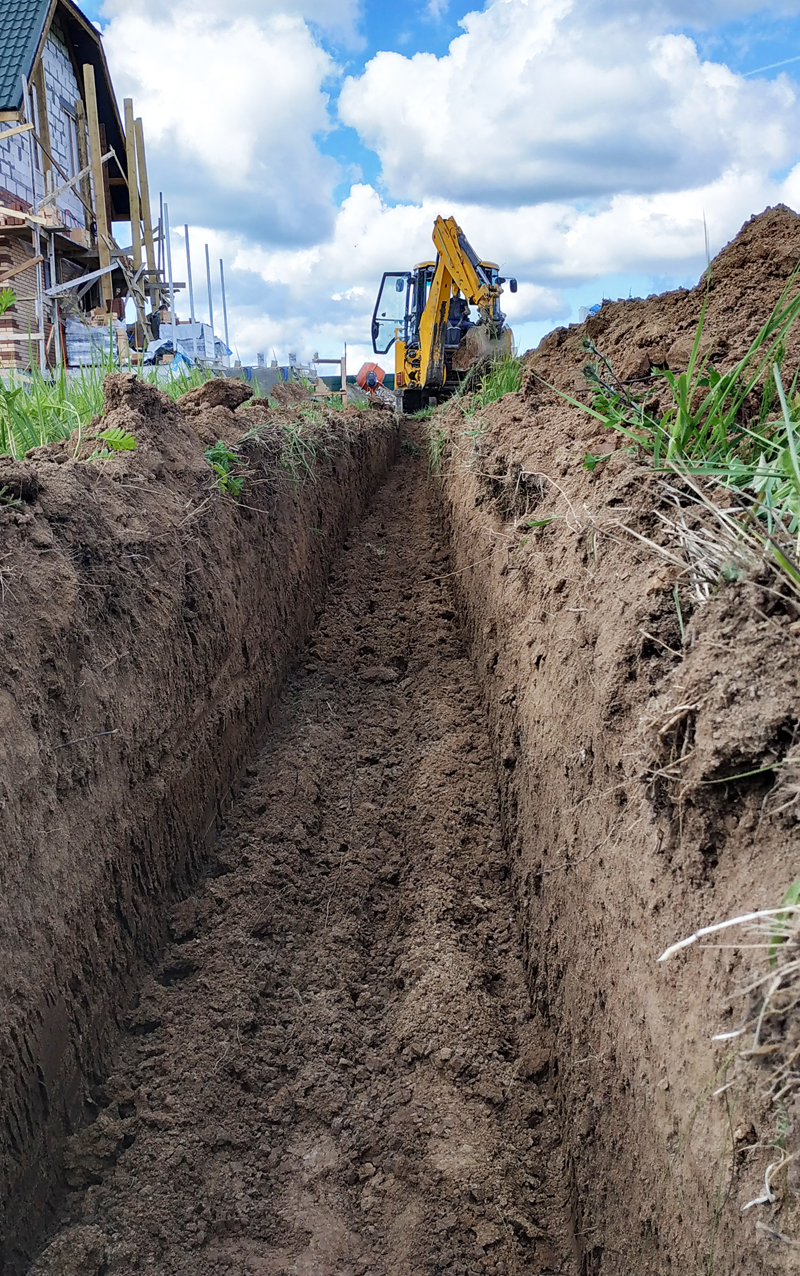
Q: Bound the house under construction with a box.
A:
[0,0,165,369]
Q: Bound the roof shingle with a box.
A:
[0,0,51,113]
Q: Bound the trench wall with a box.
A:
[435,394,800,1276]
[0,376,397,1271]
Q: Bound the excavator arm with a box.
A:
[417,216,504,390]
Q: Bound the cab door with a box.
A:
[371,273,411,354]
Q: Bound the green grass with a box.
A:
[461,354,523,416]
[544,272,800,590]
[0,357,215,458]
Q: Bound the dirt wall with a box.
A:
[0,376,397,1271]
[433,209,800,1274]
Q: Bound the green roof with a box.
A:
[0,0,50,113]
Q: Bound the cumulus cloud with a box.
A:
[99,0,800,368]
[100,0,362,40]
[101,7,340,245]
[339,0,800,206]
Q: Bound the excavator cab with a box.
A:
[371,218,516,414]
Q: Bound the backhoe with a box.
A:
[371,215,517,414]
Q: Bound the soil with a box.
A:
[7,206,800,1276]
[431,206,800,1275]
[0,378,397,1270]
[29,444,574,1276]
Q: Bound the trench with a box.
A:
[26,442,576,1275]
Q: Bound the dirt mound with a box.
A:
[177,376,253,415]
[430,206,800,1275]
[0,376,397,1270]
[270,380,313,406]
[529,203,800,394]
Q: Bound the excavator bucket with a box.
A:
[451,324,514,373]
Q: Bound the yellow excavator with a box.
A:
[371,215,517,414]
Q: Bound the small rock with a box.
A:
[519,1044,550,1080]
[360,666,400,684]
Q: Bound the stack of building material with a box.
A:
[64,316,126,366]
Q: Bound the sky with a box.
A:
[82,0,800,370]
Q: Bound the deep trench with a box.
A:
[27,444,577,1275]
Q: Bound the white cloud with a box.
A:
[339,0,800,206]
[96,0,800,369]
[100,0,362,41]
[101,7,339,244]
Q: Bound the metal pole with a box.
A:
[185,225,195,324]
[219,258,229,350]
[205,243,214,333]
[48,230,62,369]
[158,192,164,276]
[21,75,46,373]
[164,201,175,352]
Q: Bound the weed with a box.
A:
[89,425,137,461]
[410,405,436,420]
[539,277,800,593]
[204,440,246,496]
[461,355,523,417]
[427,426,447,474]
[0,485,22,509]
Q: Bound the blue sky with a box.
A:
[88,0,800,365]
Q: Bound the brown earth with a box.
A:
[432,205,800,1274]
[6,206,800,1276]
[29,443,575,1276]
[0,379,397,1271]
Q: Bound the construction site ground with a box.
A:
[5,206,800,1276]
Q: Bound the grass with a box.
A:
[541,273,800,593]
[0,350,214,459]
[460,354,523,416]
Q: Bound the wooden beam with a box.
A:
[74,99,91,217]
[0,111,22,124]
[0,255,44,286]
[98,123,113,236]
[82,63,112,304]
[31,59,52,180]
[0,122,34,142]
[134,117,157,292]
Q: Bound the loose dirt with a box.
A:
[30,444,574,1276]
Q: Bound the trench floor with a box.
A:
[36,447,576,1276]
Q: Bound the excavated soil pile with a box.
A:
[432,206,800,1275]
[0,377,397,1270]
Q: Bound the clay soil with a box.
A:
[29,445,574,1276]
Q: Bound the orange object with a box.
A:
[356,361,385,395]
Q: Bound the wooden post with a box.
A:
[123,99,141,271]
[83,63,112,304]
[134,117,156,289]
[74,99,91,217]
[31,60,51,181]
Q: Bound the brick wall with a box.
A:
[0,232,42,369]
